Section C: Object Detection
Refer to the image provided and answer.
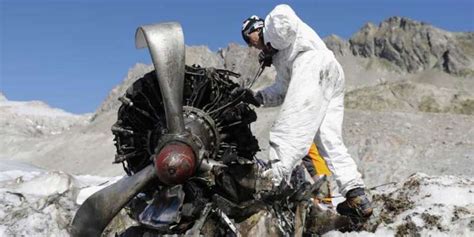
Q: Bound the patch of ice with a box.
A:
[11,171,78,196]
[324,228,395,236]
[0,169,119,236]
[0,160,44,173]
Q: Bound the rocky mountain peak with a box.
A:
[323,34,350,56]
[349,16,473,75]
[380,16,428,30]
[361,21,378,32]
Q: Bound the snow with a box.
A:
[0,168,472,236]
[0,97,122,177]
[0,98,90,138]
[322,173,474,236]
[0,100,80,118]
[325,229,395,237]
[0,92,7,102]
[0,164,122,236]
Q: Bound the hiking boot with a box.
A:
[336,188,373,220]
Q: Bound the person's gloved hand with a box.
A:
[259,43,278,68]
[255,161,284,193]
[259,161,288,188]
[258,51,273,68]
[255,161,292,202]
[232,88,263,107]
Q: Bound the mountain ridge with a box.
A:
[326,16,474,75]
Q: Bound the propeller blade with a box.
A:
[71,164,156,237]
[72,23,189,236]
[136,22,186,135]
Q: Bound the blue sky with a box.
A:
[1,0,473,114]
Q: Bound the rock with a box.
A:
[219,43,261,86]
[344,81,474,115]
[349,22,378,57]
[404,122,412,129]
[186,45,224,68]
[92,63,153,121]
[349,17,473,75]
[324,34,351,56]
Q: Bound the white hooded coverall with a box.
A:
[258,4,364,196]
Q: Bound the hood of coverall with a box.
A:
[262,4,329,62]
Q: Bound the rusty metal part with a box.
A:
[154,142,196,185]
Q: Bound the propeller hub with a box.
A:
[154,142,196,185]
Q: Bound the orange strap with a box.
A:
[308,143,332,204]
[308,143,331,176]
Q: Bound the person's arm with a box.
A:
[257,71,289,107]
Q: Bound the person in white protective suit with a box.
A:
[239,5,372,219]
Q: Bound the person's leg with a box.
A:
[314,92,364,197]
[315,88,372,219]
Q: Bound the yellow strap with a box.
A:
[308,143,331,176]
[308,143,333,203]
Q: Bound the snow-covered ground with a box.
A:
[0,94,121,176]
[0,160,472,237]
[0,95,90,137]
[0,161,123,236]
[326,173,474,236]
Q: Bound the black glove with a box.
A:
[232,88,263,107]
[258,43,278,68]
[258,51,273,68]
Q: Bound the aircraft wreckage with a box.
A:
[71,22,354,236]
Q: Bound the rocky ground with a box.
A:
[0,16,473,236]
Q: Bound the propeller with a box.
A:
[71,22,195,236]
